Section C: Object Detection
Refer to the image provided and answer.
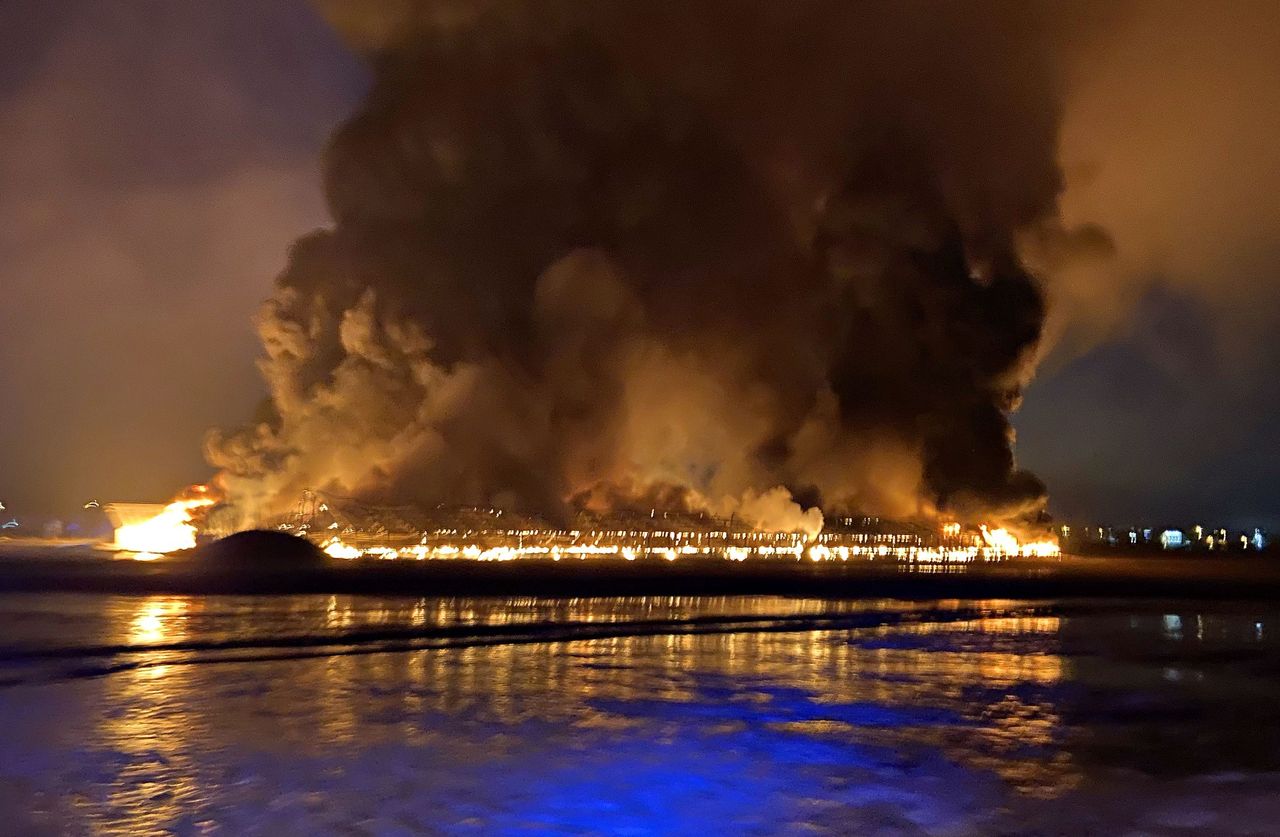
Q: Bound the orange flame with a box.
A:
[112,485,217,557]
[979,525,1060,558]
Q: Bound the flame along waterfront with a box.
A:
[316,525,1060,564]
[296,493,1061,564]
[104,486,1059,563]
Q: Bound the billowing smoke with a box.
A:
[206,0,1108,533]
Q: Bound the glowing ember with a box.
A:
[112,493,216,556]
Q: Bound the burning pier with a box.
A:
[264,491,1058,564]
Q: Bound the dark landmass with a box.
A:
[191,529,328,567]
[1,543,1280,600]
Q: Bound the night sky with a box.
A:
[1,0,1277,530]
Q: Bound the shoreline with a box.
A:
[0,550,1278,599]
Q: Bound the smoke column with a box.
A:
[206,0,1109,534]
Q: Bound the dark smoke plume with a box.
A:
[206,0,1108,533]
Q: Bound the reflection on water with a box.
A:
[1,594,1279,833]
[127,597,189,646]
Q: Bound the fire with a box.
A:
[310,523,1059,563]
[980,525,1020,554]
[322,537,362,560]
[111,487,217,557]
[272,496,1062,565]
[980,525,1060,559]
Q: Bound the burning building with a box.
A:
[189,2,1103,548]
[104,488,217,556]
[260,491,1056,565]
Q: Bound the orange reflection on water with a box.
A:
[86,597,203,835]
[127,597,190,646]
[839,615,1071,794]
[69,594,1082,830]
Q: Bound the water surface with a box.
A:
[1,594,1278,834]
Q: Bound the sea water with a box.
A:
[1,593,1278,834]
